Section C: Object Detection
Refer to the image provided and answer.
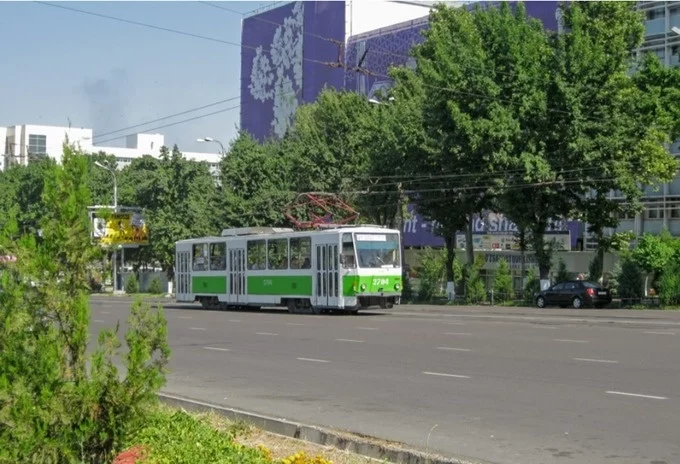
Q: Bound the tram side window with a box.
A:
[289,237,311,269]
[268,239,289,270]
[192,243,208,271]
[247,240,266,270]
[210,242,227,270]
[341,233,356,269]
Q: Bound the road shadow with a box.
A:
[161,303,387,317]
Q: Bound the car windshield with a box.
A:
[354,232,401,268]
[582,281,600,288]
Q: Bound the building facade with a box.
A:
[1,124,221,175]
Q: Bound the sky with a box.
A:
[0,0,276,154]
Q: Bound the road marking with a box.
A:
[286,322,305,326]
[189,327,207,331]
[228,319,241,322]
[444,332,472,336]
[554,339,589,343]
[203,347,230,352]
[297,357,330,363]
[93,319,105,323]
[356,327,378,330]
[606,391,667,400]
[256,332,278,336]
[423,371,470,379]
[100,311,110,314]
[335,338,364,343]
[437,347,471,352]
[643,331,676,335]
[574,358,618,364]
[177,316,192,319]
[442,321,466,325]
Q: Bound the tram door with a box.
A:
[314,241,339,308]
[229,248,246,304]
[175,249,191,302]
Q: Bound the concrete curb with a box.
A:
[158,392,493,464]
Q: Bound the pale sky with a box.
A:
[0,1,273,153]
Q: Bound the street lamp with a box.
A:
[672,26,680,35]
[368,96,395,105]
[197,136,226,156]
[93,161,121,294]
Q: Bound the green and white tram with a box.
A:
[175,225,402,314]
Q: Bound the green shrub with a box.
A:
[126,273,139,294]
[148,276,163,295]
[417,247,446,301]
[524,267,540,303]
[464,255,486,304]
[0,146,170,463]
[555,257,569,282]
[588,252,603,282]
[493,258,514,303]
[123,408,271,464]
[616,258,644,304]
[658,261,680,306]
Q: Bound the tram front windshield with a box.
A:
[354,233,401,268]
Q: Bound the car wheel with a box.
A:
[572,296,583,309]
[536,296,546,308]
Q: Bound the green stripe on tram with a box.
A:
[342,275,402,296]
[192,276,227,294]
[247,275,313,296]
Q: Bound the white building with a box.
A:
[1,124,222,175]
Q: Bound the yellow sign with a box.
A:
[92,212,149,246]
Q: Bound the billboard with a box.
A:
[241,1,346,142]
[91,211,149,247]
[402,205,581,250]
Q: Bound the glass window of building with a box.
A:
[28,134,47,156]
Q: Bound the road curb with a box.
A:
[158,392,491,464]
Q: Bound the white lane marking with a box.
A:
[256,332,278,336]
[189,327,207,331]
[356,327,378,330]
[444,332,472,336]
[423,371,470,379]
[442,322,466,325]
[437,347,471,352]
[177,316,192,319]
[643,331,676,335]
[93,319,105,323]
[286,322,305,326]
[554,339,589,343]
[228,319,242,322]
[606,391,667,400]
[297,357,330,363]
[335,338,364,343]
[393,312,680,326]
[574,358,618,364]
[100,311,110,314]
[203,347,230,352]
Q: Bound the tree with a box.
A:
[0,143,170,462]
[406,2,529,270]
[555,258,570,282]
[632,230,679,294]
[218,132,294,228]
[547,2,679,279]
[121,146,219,280]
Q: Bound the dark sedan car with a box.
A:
[535,280,612,309]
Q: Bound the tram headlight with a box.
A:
[394,283,401,291]
[360,283,367,292]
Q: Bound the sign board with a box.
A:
[455,231,571,251]
[91,211,149,246]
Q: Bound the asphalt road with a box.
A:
[90,298,680,464]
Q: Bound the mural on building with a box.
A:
[247,2,305,138]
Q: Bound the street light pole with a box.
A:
[94,161,119,293]
[197,137,226,156]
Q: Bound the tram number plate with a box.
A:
[263,279,273,287]
[372,278,389,286]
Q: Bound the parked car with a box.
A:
[535,280,612,309]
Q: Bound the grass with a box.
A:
[117,404,385,464]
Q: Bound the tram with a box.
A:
[175,225,402,314]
